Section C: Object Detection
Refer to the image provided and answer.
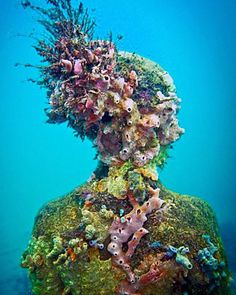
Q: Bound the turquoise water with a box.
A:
[0,0,236,293]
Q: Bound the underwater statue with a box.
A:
[20,1,231,294]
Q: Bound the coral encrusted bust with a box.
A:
[20,1,231,294]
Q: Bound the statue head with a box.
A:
[23,1,184,167]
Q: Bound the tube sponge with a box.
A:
[107,187,164,283]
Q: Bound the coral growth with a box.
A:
[81,204,114,241]
[107,188,164,287]
[20,1,231,294]
[21,184,231,294]
[197,234,228,291]
[20,0,183,167]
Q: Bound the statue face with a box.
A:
[46,38,183,166]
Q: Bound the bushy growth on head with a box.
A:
[22,0,184,167]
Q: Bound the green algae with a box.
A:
[81,206,114,242]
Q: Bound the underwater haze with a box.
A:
[0,0,236,294]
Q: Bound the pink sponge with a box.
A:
[107,187,164,283]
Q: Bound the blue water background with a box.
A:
[0,0,236,293]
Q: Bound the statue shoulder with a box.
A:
[21,189,83,295]
[149,184,228,273]
[160,185,219,231]
[32,191,81,239]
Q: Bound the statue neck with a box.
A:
[91,159,159,203]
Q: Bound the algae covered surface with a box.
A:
[21,180,231,295]
[19,1,231,294]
